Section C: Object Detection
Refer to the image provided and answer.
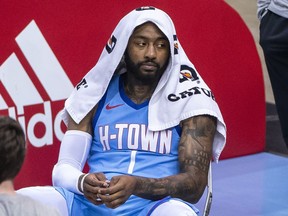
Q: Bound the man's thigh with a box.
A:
[139,197,198,216]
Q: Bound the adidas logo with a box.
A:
[0,20,74,147]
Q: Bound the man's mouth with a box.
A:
[140,62,158,71]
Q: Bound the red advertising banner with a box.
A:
[0,0,265,189]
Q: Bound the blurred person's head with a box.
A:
[0,116,26,184]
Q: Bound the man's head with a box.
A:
[125,22,170,84]
[0,116,26,183]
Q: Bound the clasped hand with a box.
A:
[82,173,137,209]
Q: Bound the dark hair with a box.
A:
[0,116,26,183]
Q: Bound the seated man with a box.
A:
[18,6,226,216]
[0,116,60,216]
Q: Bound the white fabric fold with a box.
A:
[62,6,226,162]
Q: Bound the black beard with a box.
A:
[124,52,168,84]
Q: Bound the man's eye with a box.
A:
[157,42,167,48]
[157,43,165,48]
[136,42,146,46]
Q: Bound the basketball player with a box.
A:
[18,7,226,216]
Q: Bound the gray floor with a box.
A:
[197,152,288,215]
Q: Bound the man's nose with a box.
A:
[145,44,156,59]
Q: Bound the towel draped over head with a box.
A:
[62,6,227,162]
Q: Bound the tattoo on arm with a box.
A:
[133,116,217,203]
[179,115,216,173]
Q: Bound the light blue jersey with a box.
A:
[56,74,199,216]
[89,74,181,179]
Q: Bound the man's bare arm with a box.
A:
[67,106,97,134]
[132,115,216,203]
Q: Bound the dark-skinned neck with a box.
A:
[123,73,159,104]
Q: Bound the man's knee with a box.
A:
[149,199,198,216]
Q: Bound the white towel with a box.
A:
[63,6,226,162]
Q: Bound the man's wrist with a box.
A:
[78,173,89,193]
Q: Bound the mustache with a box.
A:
[138,60,160,68]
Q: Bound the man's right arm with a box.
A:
[52,106,96,194]
[67,106,96,133]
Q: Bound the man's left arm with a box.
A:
[98,115,216,208]
[133,115,215,203]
